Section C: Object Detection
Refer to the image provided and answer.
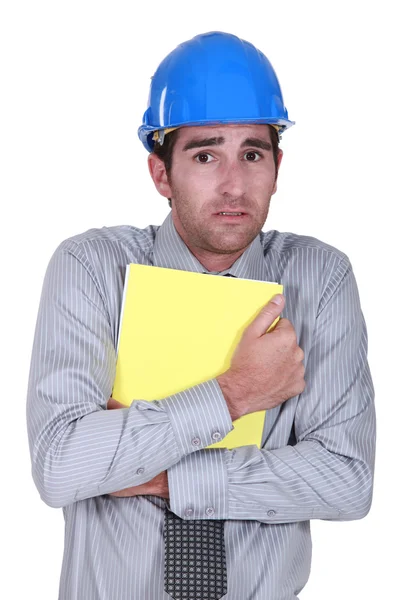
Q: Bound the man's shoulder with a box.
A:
[261,229,348,263]
[56,223,159,260]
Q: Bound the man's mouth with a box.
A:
[214,211,249,220]
[218,212,244,216]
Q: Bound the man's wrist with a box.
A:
[216,372,245,421]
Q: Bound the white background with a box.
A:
[1,1,398,598]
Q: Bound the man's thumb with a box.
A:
[244,295,285,339]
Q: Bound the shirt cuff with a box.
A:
[160,379,233,456]
[168,449,229,520]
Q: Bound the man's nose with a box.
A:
[216,160,246,198]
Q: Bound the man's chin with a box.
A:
[202,233,257,255]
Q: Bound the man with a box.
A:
[27,31,375,600]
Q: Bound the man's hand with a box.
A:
[107,397,169,499]
[217,294,305,420]
[109,471,169,499]
[107,397,125,410]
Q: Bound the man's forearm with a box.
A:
[28,379,232,508]
[168,412,374,523]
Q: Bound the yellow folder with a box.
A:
[112,264,283,449]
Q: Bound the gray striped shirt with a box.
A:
[27,211,375,600]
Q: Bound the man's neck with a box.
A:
[187,246,245,273]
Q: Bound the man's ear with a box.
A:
[148,153,172,198]
[272,149,283,195]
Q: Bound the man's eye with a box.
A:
[195,153,213,163]
[244,151,261,162]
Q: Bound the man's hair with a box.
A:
[153,125,280,208]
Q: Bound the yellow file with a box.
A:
[113,264,283,449]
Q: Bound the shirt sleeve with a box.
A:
[167,259,375,523]
[26,243,233,508]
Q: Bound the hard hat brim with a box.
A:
[138,118,295,153]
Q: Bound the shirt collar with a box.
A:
[152,212,268,281]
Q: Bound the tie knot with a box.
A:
[202,272,236,277]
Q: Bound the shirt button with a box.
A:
[185,508,194,517]
[206,507,215,516]
[267,509,276,517]
[212,431,221,441]
[136,467,145,475]
[191,437,201,447]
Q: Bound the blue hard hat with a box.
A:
[138,31,294,152]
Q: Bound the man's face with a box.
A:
[151,123,282,265]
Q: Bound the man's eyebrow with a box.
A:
[182,136,273,152]
[241,138,272,151]
[182,137,225,151]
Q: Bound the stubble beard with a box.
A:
[171,188,271,256]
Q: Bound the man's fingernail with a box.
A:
[271,294,283,305]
